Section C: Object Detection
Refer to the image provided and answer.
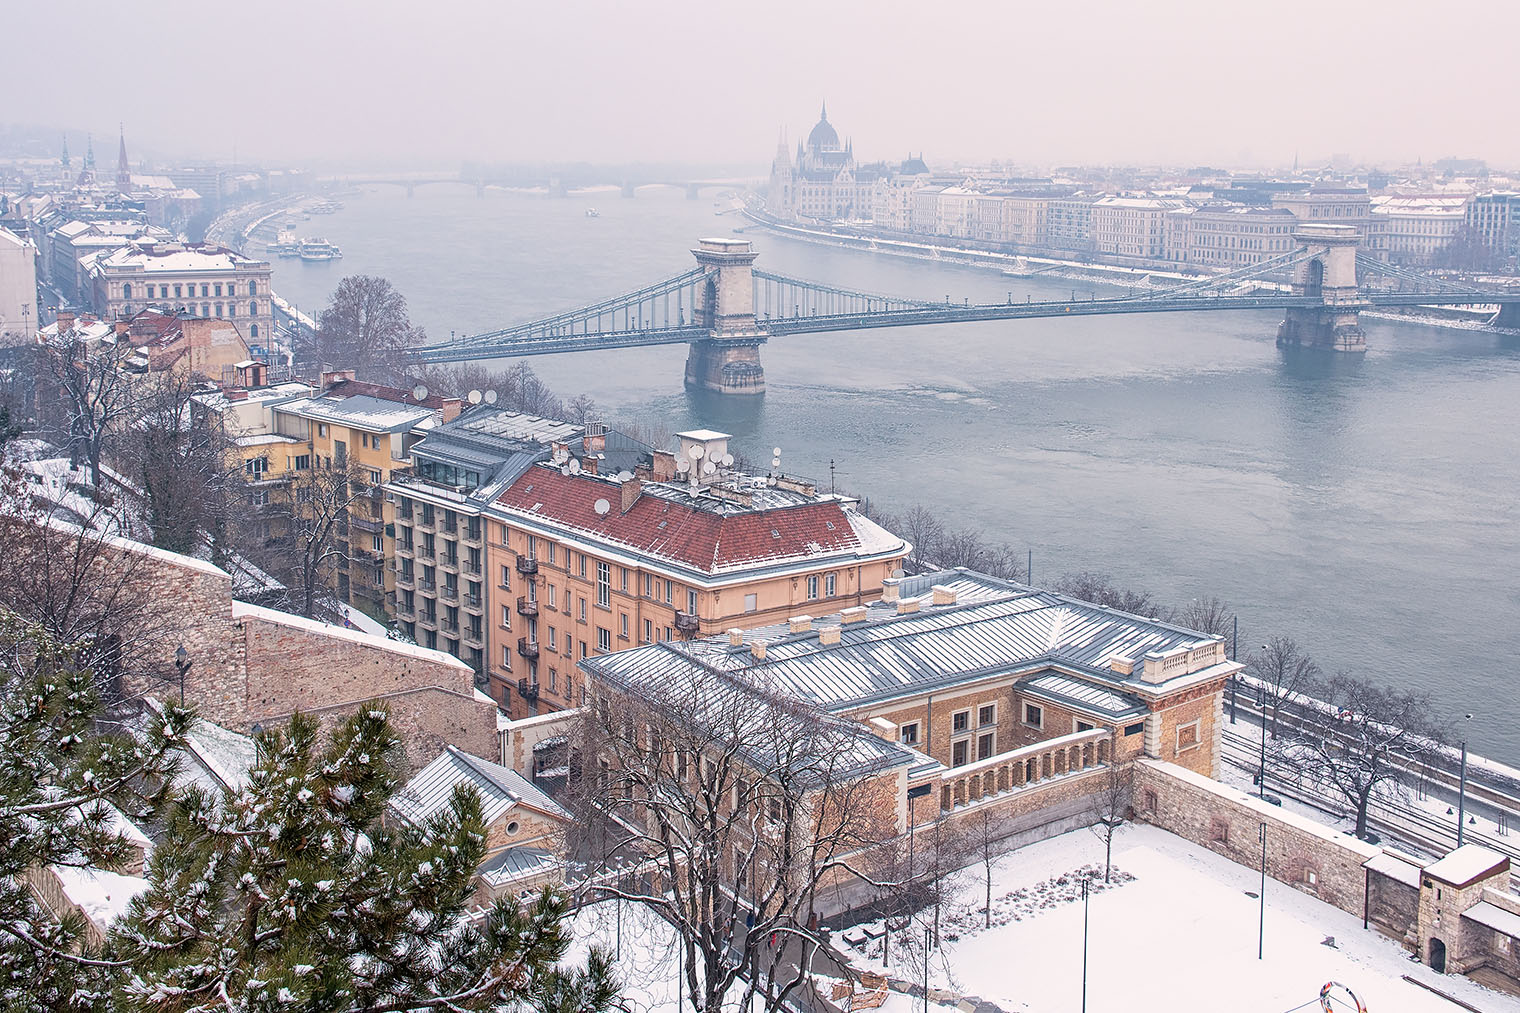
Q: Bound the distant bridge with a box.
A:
[322,172,757,199]
[410,228,1520,395]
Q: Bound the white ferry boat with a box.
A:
[585,207,601,218]
[310,200,343,214]
[298,238,342,261]
[268,228,302,257]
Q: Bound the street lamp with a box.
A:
[1457,713,1473,847]
[1255,646,1269,794]
[173,644,191,706]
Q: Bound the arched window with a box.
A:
[250,323,259,339]
[122,283,132,299]
[248,281,257,296]
[250,300,258,317]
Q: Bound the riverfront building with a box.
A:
[91,240,274,346]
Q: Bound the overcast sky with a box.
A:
[7,0,1518,172]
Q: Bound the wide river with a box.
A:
[269,185,1520,761]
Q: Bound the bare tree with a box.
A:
[568,664,900,1013]
[1086,734,1131,883]
[1248,635,1320,738]
[884,504,942,572]
[1052,572,1168,619]
[309,275,425,383]
[33,329,146,488]
[1276,672,1446,841]
[241,459,367,621]
[967,802,1013,927]
[1175,596,1233,638]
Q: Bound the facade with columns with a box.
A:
[768,105,924,223]
[91,240,274,346]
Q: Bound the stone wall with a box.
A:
[1368,870,1419,945]
[1133,758,1379,918]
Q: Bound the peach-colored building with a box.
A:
[482,429,909,719]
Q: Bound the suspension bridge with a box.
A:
[410,225,1520,395]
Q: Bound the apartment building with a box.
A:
[1177,205,1299,269]
[482,429,910,719]
[1369,195,1469,266]
[1468,192,1520,260]
[1091,197,1183,260]
[91,240,274,345]
[385,407,595,686]
[1271,188,1372,241]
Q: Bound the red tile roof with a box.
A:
[495,466,881,573]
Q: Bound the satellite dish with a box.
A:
[702,460,716,475]
[772,447,782,457]
[721,453,734,467]
[771,457,781,469]
[593,498,611,516]
[484,389,498,404]
[412,384,429,401]
[467,389,482,405]
[688,445,705,460]
[617,470,634,481]
[676,458,691,472]
[568,459,582,475]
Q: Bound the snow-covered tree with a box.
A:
[113,708,617,1013]
[1248,635,1320,738]
[0,610,189,1013]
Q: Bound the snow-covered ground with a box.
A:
[564,901,715,1013]
[840,824,1505,1013]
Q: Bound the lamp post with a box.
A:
[1255,645,1269,795]
[1228,615,1239,724]
[1457,713,1473,847]
[1258,823,1267,960]
[173,644,191,705]
[1081,876,1090,1013]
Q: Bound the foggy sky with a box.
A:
[7,0,1519,172]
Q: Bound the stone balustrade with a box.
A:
[940,727,1111,811]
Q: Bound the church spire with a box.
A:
[820,100,827,122]
[84,134,95,171]
[60,134,70,169]
[116,125,131,192]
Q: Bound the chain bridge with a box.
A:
[410,226,1520,395]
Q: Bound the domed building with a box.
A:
[767,104,923,223]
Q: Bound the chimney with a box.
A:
[582,455,599,476]
[930,584,958,606]
[1109,656,1135,676]
[896,596,921,615]
[750,641,767,662]
[651,450,677,481]
[788,615,813,634]
[841,606,868,625]
[440,398,463,423]
[320,368,355,388]
[620,477,642,514]
[727,628,744,647]
[584,421,607,454]
[818,625,842,646]
[56,311,76,334]
[882,577,901,602]
[113,320,129,337]
[226,389,249,402]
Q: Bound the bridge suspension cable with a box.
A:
[1353,254,1498,298]
[750,269,939,320]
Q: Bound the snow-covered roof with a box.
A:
[50,865,148,929]
[181,718,257,793]
[391,746,569,829]
[478,845,559,887]
[277,393,435,432]
[1423,845,1509,887]
[1463,901,1520,939]
[1362,851,1421,889]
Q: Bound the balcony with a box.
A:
[517,678,540,702]
[517,637,539,659]
[395,570,414,588]
[462,524,484,545]
[675,611,701,634]
[464,627,484,647]
[442,619,459,634]
[395,541,415,557]
[418,612,439,628]
[516,596,538,617]
[463,558,482,576]
[439,555,460,571]
[418,578,436,593]
[351,512,385,533]
[441,585,459,601]
[439,521,458,537]
[418,546,435,562]
[515,556,538,576]
[416,513,437,531]
[396,602,415,619]
[464,593,481,610]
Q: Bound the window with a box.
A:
[1124,721,1145,736]
[597,627,611,653]
[644,573,653,597]
[596,561,610,607]
[547,627,556,650]
[806,575,819,600]
[1176,720,1201,753]
[643,619,652,643]
[1143,789,1157,814]
[317,424,328,438]
[244,456,267,477]
[578,597,586,621]
[213,283,223,297]
[978,703,996,727]
[547,584,556,609]
[1024,703,1043,728]
[952,710,969,734]
[899,722,919,745]
[367,468,381,484]
[619,613,629,639]
[293,454,310,470]
[502,644,512,669]
[579,640,588,659]
[825,572,836,597]
[501,605,511,629]
[977,732,995,760]
[500,564,511,589]
[121,283,132,299]
[173,284,182,298]
[620,567,629,592]
[576,552,585,577]
[744,593,757,613]
[1210,818,1229,844]
[548,669,557,692]
[951,740,969,767]
[200,284,209,297]
[664,580,673,604]
[544,542,555,565]
[687,589,698,614]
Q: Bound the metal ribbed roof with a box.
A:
[1021,674,1146,719]
[390,747,568,828]
[584,569,1223,713]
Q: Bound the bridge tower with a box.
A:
[684,238,766,395]
[1277,224,1367,352]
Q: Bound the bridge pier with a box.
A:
[684,238,767,396]
[405,183,415,199]
[621,182,637,199]
[1276,225,1367,353]
[686,183,701,201]
[1494,303,1520,329]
